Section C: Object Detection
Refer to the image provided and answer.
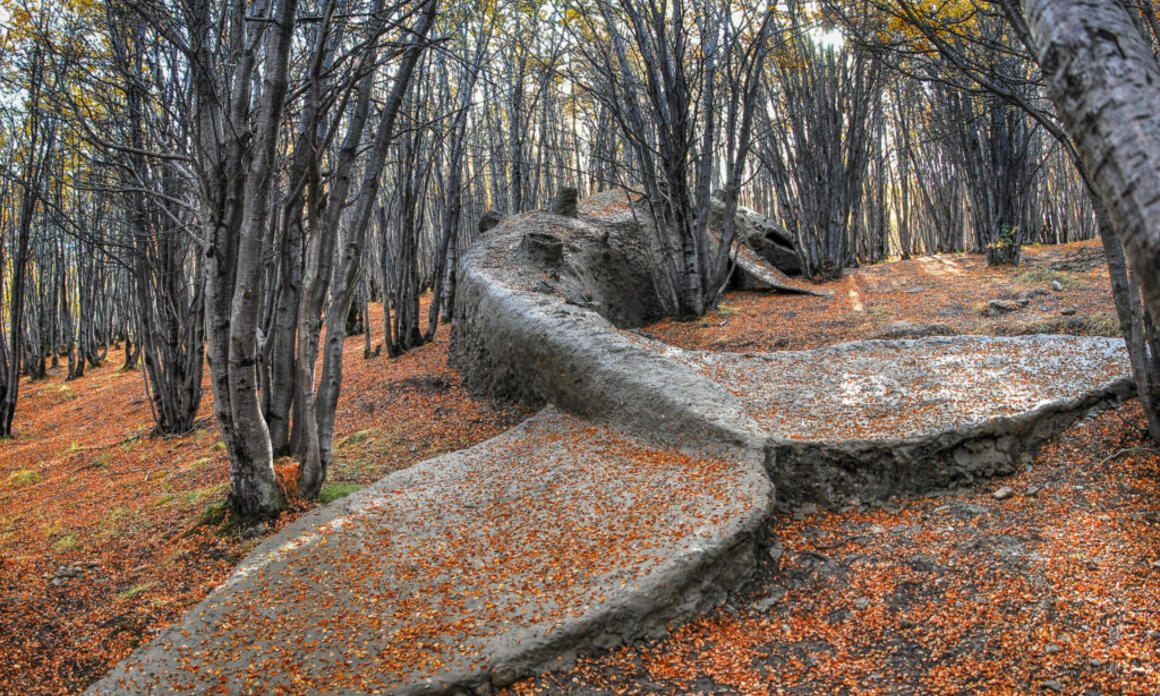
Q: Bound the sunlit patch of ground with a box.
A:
[645,240,1117,353]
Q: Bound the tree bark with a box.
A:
[1024,0,1160,368]
[1024,0,1160,439]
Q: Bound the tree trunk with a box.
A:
[1024,0,1160,440]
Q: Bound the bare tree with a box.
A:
[567,0,774,317]
[755,2,884,280]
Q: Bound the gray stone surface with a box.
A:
[449,201,767,449]
[451,193,1132,510]
[709,192,802,275]
[648,334,1131,505]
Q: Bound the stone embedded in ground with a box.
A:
[994,486,1016,500]
[639,334,1130,505]
[988,298,1026,314]
[871,321,950,339]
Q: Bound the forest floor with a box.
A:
[644,240,1118,353]
[513,401,1160,695]
[0,313,528,696]
[3,239,1156,696]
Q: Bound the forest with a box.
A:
[2,0,1160,694]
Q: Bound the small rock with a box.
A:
[1152,561,1160,569]
[993,486,1015,501]
[1060,308,1077,316]
[1041,679,1064,693]
[753,587,787,613]
[1025,485,1040,497]
[868,524,886,535]
[471,683,493,696]
[1145,629,1160,639]
[1044,643,1061,654]
[1051,280,1063,291]
[1089,658,1103,667]
[898,617,914,629]
[987,299,1024,314]
[490,665,518,688]
[795,502,819,516]
[767,540,784,562]
[854,598,871,610]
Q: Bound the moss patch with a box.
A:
[317,482,363,505]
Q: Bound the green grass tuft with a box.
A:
[317,482,362,505]
[1016,267,1082,289]
[7,469,42,487]
[198,500,228,528]
[339,430,375,448]
[116,582,155,601]
[52,534,79,554]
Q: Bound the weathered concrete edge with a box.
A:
[442,213,779,692]
[755,335,1135,505]
[449,223,767,452]
[763,371,1135,506]
[431,433,774,695]
[622,331,1135,505]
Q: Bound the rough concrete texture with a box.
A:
[450,198,769,448]
[85,409,772,695]
[639,334,1133,505]
[707,194,802,276]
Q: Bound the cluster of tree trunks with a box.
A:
[4,0,1160,517]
